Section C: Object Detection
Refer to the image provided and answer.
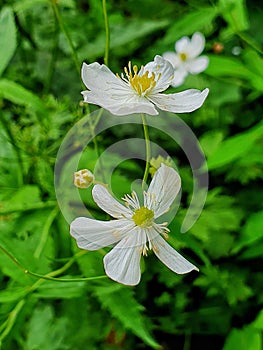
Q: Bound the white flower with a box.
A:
[70,164,198,286]
[163,32,209,87]
[81,55,209,116]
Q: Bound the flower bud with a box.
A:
[74,169,94,188]
[149,156,173,177]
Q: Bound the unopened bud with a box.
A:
[149,156,173,177]
[74,169,94,188]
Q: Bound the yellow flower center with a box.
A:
[132,206,154,228]
[120,62,157,96]
[179,52,187,61]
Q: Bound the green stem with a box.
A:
[34,206,59,258]
[0,245,107,284]
[141,114,151,190]
[86,107,107,183]
[50,0,80,73]
[0,299,25,343]
[102,0,110,66]
[183,332,192,350]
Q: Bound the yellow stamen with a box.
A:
[121,62,157,96]
[179,52,187,61]
[132,206,154,228]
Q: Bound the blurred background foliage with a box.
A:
[0,0,263,349]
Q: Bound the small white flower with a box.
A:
[163,32,209,87]
[70,164,198,286]
[81,55,209,116]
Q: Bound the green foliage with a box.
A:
[0,0,262,349]
[0,6,16,77]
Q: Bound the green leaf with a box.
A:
[0,185,42,214]
[25,305,68,350]
[93,283,160,349]
[35,279,86,299]
[233,211,263,253]
[219,0,249,32]
[252,309,263,330]
[207,122,263,170]
[0,79,48,117]
[223,326,261,350]
[13,0,51,13]
[162,7,218,45]
[206,55,250,78]
[79,19,169,61]
[0,286,28,303]
[0,7,16,77]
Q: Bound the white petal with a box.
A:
[146,163,181,218]
[162,52,181,69]
[81,62,124,92]
[188,32,206,58]
[82,89,158,116]
[92,185,132,219]
[175,36,190,53]
[70,217,134,250]
[170,69,188,87]
[149,88,209,113]
[187,56,209,74]
[103,228,146,285]
[150,233,199,274]
[143,55,174,92]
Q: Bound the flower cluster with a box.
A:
[70,32,209,285]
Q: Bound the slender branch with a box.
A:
[141,114,151,190]
[86,107,107,183]
[102,0,110,66]
[0,245,107,284]
[0,300,25,343]
[34,206,59,258]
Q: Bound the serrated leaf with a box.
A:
[0,185,41,214]
[93,283,159,349]
[0,7,16,76]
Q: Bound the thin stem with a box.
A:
[141,114,151,190]
[0,300,25,343]
[50,0,80,73]
[34,206,59,258]
[183,332,192,350]
[0,245,107,284]
[102,0,110,66]
[86,107,107,183]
